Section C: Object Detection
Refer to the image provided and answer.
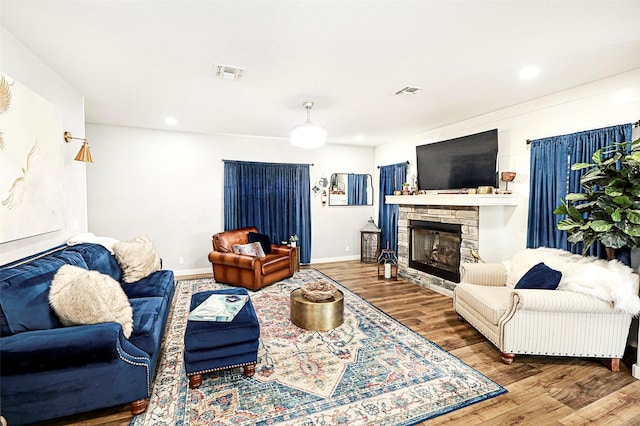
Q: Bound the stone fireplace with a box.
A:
[398,204,479,296]
[386,193,518,296]
[409,220,462,282]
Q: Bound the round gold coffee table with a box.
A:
[290,288,344,331]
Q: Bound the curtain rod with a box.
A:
[222,159,314,166]
[527,120,640,145]
[377,161,409,169]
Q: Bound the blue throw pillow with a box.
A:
[514,262,562,290]
[248,232,272,255]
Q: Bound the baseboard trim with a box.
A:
[310,255,361,264]
[174,267,212,279]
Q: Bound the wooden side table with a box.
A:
[292,246,300,272]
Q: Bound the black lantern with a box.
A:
[378,244,398,280]
[360,217,381,263]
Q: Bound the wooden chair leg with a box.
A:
[500,351,515,365]
[188,373,203,389]
[607,358,621,372]
[130,399,148,415]
[243,364,256,377]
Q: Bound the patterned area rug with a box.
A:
[131,269,505,425]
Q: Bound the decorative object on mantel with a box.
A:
[63,131,93,163]
[300,281,337,302]
[378,242,398,280]
[499,171,516,194]
[290,101,326,148]
[477,186,493,194]
[360,217,381,263]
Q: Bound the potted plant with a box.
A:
[554,138,640,259]
[289,234,299,248]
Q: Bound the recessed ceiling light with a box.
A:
[519,65,540,80]
[165,117,178,126]
[355,134,365,142]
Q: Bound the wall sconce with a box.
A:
[63,131,93,163]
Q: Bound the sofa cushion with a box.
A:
[515,262,561,290]
[248,232,272,255]
[66,243,122,282]
[121,270,175,299]
[232,242,266,258]
[0,251,88,335]
[128,297,167,356]
[455,283,512,326]
[49,265,134,338]
[113,235,161,283]
[213,227,257,252]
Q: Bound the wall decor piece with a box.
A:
[0,72,65,243]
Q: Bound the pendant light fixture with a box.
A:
[291,101,326,148]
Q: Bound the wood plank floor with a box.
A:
[42,261,640,425]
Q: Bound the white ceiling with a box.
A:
[2,1,640,146]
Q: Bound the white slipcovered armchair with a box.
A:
[453,248,640,371]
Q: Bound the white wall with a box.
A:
[85,124,375,274]
[375,69,640,262]
[0,28,87,265]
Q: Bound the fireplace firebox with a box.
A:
[408,220,462,282]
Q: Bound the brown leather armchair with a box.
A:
[208,227,295,290]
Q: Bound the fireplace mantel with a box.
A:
[386,194,518,207]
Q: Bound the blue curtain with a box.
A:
[378,162,407,254]
[527,124,633,254]
[223,160,312,263]
[347,174,368,205]
[527,137,569,250]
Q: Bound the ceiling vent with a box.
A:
[394,86,422,96]
[214,65,244,81]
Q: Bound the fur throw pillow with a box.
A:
[49,265,133,337]
[504,247,640,315]
[232,242,266,258]
[113,235,161,283]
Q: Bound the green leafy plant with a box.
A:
[554,138,640,254]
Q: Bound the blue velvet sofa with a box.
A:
[0,243,175,425]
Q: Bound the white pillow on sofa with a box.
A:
[49,265,134,337]
[113,235,161,283]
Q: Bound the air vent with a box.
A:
[214,65,244,81]
[394,86,423,96]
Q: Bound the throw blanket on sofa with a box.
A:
[503,248,640,316]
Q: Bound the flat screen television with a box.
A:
[416,129,498,191]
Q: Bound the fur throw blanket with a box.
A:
[503,248,640,316]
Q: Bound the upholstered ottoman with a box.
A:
[184,288,260,389]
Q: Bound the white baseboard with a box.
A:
[173,267,212,279]
[309,255,361,264]
[633,363,640,380]
[173,257,362,279]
